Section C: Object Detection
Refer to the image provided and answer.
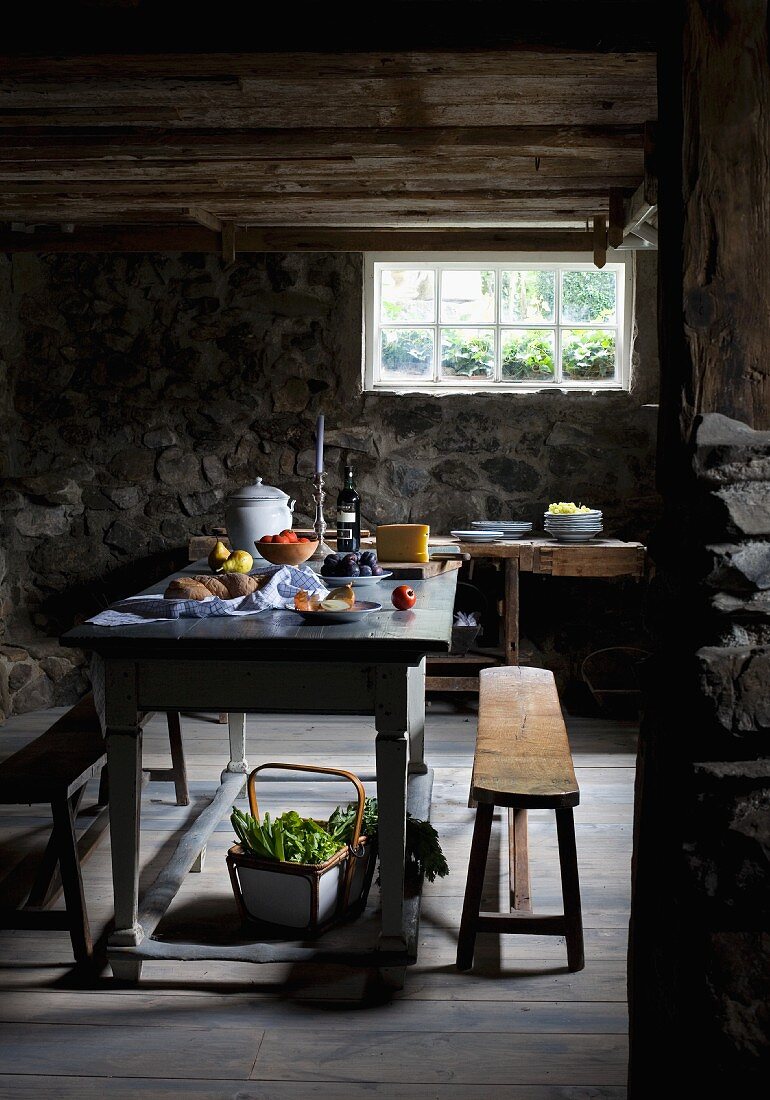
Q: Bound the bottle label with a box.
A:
[337,510,357,523]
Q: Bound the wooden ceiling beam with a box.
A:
[0,226,595,254]
[0,49,656,81]
[0,125,645,160]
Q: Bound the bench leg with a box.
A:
[26,786,87,909]
[50,792,93,962]
[556,808,584,972]
[508,807,532,913]
[456,802,494,971]
[97,764,109,807]
[166,712,190,807]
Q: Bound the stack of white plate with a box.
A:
[544,509,604,542]
[451,528,503,543]
[471,520,533,541]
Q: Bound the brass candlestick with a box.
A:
[310,471,335,563]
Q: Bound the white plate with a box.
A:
[544,520,604,528]
[544,512,602,520]
[550,528,602,536]
[286,600,382,624]
[472,521,532,528]
[451,530,503,541]
[309,569,393,587]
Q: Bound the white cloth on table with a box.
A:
[86,565,327,626]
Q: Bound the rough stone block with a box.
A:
[273,377,310,413]
[109,447,156,484]
[15,504,70,539]
[712,483,770,537]
[202,454,226,486]
[179,489,222,518]
[481,456,540,493]
[17,473,82,506]
[156,447,203,489]
[705,542,770,592]
[694,413,770,485]
[697,646,770,731]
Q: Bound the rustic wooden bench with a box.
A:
[0,695,107,960]
[0,693,190,961]
[456,666,584,972]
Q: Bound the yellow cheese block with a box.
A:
[376,523,430,563]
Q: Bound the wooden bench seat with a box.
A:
[456,666,584,972]
[0,693,191,962]
[0,695,108,961]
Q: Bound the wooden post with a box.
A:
[629,2,770,1093]
[592,214,607,268]
[503,558,520,665]
[508,807,531,913]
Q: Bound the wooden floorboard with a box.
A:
[0,701,636,1095]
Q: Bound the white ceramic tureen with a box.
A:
[225,477,296,553]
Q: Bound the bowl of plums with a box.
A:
[316,549,393,588]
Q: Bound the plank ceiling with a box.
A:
[0,18,658,251]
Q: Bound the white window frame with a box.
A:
[364,252,634,394]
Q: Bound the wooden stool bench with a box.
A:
[0,693,191,961]
[0,695,108,961]
[456,666,584,973]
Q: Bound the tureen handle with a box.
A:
[288,498,296,511]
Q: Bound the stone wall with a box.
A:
[0,249,659,719]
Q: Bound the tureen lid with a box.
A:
[227,477,291,503]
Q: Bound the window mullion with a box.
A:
[434,264,441,382]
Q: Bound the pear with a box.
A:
[208,539,231,572]
[222,550,254,575]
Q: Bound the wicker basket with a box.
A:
[226,762,376,937]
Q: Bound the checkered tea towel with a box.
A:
[86,566,327,627]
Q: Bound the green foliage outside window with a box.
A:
[562,330,616,379]
[561,271,616,323]
[440,329,494,379]
[501,331,555,381]
[380,329,433,376]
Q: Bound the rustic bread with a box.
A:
[164,578,211,601]
[164,573,268,601]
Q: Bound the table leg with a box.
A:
[407,657,427,776]
[375,666,409,987]
[225,712,248,776]
[106,728,144,981]
[504,558,520,666]
[103,660,143,982]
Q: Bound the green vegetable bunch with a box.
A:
[231,796,449,883]
[231,807,343,866]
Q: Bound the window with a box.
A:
[364,254,632,393]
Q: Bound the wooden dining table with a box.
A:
[61,561,457,985]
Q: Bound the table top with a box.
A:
[61,560,456,661]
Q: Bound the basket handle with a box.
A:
[247,762,366,850]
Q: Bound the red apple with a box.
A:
[391,585,416,610]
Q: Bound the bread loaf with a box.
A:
[164,573,268,601]
[164,578,211,601]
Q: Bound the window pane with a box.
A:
[561,329,617,380]
[380,269,435,322]
[440,269,495,323]
[379,328,434,379]
[440,328,495,381]
[501,270,555,323]
[561,270,617,324]
[501,329,556,382]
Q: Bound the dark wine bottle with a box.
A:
[336,465,361,552]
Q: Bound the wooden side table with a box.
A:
[426,537,647,689]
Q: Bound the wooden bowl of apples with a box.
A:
[255,530,318,566]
